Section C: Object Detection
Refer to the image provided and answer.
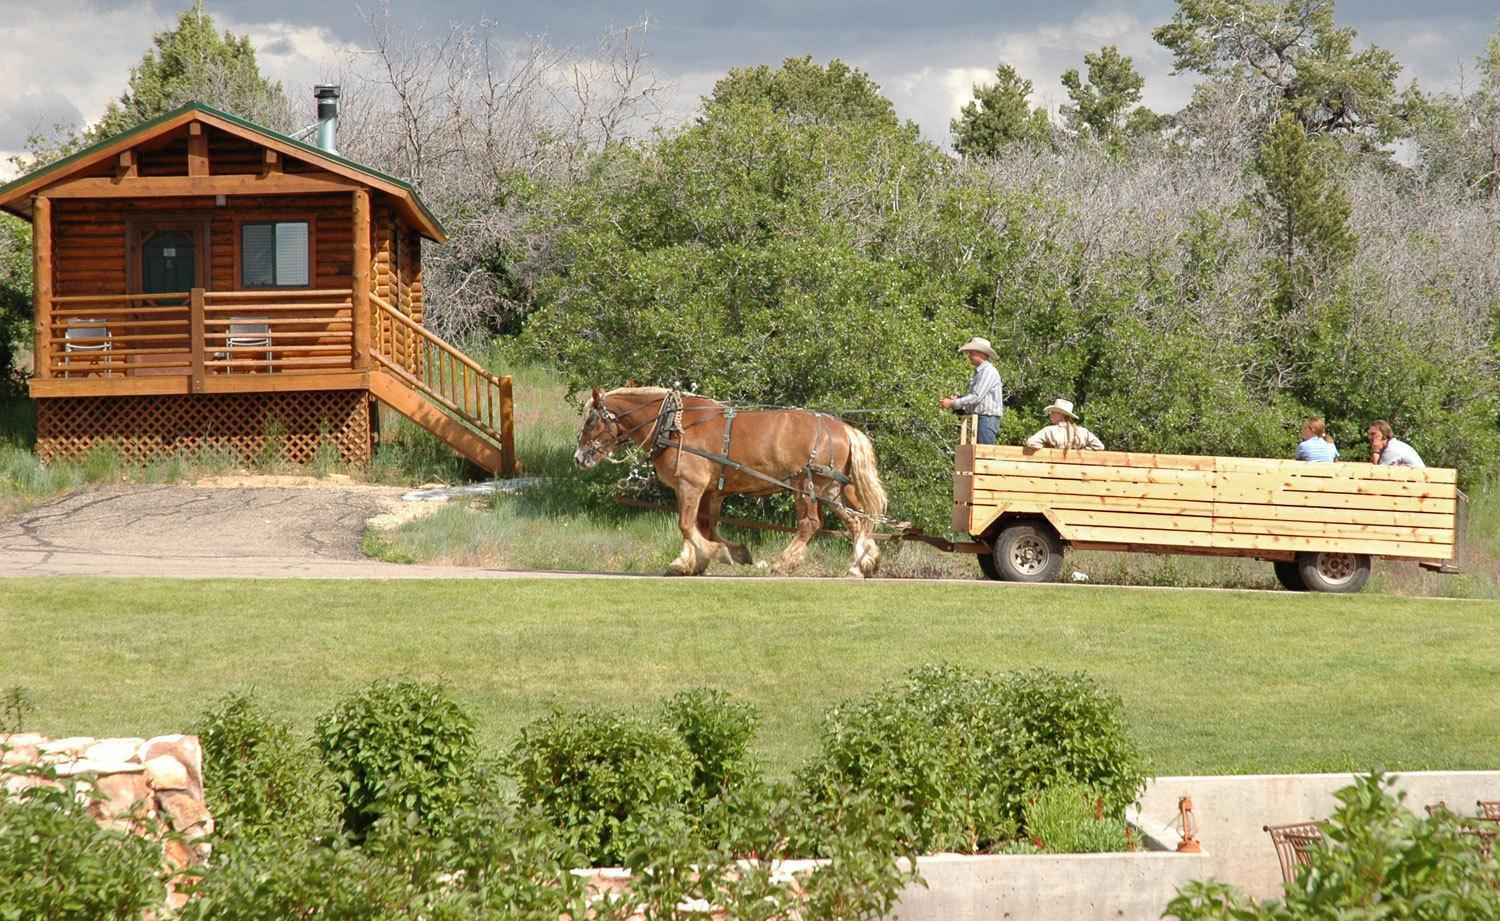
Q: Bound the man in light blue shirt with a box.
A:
[1294,416,1339,462]
[1368,419,1425,467]
[940,336,1004,444]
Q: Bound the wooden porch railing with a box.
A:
[371,293,514,470]
[41,287,356,387]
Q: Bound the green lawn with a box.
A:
[3,577,1497,776]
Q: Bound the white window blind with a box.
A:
[241,221,310,287]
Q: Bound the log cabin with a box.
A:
[0,90,514,474]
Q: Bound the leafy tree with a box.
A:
[705,55,902,128]
[1252,112,1357,312]
[0,217,32,397]
[951,64,1051,157]
[1411,29,1500,198]
[95,2,292,138]
[1154,0,1410,141]
[1060,46,1160,148]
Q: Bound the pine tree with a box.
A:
[950,64,1051,157]
[1253,112,1357,310]
[1060,46,1160,149]
[94,2,291,139]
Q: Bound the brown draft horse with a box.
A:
[574,387,888,577]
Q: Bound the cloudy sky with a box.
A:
[1,0,1496,176]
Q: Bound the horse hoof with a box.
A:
[729,546,754,566]
[845,567,867,579]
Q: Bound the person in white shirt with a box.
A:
[1026,398,1104,451]
[1367,419,1424,467]
[939,336,1004,444]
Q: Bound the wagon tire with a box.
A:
[989,521,1066,583]
[1296,551,1371,594]
[976,550,1002,581]
[1272,561,1307,592]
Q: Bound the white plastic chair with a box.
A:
[223,316,272,373]
[62,318,111,377]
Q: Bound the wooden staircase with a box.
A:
[368,294,516,475]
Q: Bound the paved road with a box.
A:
[0,483,505,579]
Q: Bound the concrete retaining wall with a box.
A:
[890,851,1212,921]
[1141,771,1500,900]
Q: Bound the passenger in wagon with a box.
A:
[940,337,1004,445]
[1025,398,1104,451]
[1367,420,1425,468]
[1294,416,1339,462]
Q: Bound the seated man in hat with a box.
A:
[939,336,1004,445]
[1026,399,1105,451]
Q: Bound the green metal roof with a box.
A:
[0,101,446,239]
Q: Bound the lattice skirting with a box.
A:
[35,391,372,466]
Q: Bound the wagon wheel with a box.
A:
[988,521,1065,583]
[1272,561,1307,592]
[1296,551,1371,594]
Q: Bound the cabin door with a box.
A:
[131,225,203,376]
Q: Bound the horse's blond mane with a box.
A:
[606,386,673,400]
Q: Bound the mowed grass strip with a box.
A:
[3,577,1497,776]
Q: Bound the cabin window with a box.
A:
[241,221,310,287]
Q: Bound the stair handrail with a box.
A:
[370,294,505,389]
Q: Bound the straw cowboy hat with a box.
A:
[957,336,997,359]
[1043,398,1079,420]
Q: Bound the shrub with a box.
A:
[998,668,1146,817]
[799,664,1022,852]
[1165,772,1500,919]
[313,679,479,840]
[193,691,339,846]
[0,770,167,920]
[508,708,694,866]
[659,687,762,799]
[1021,782,1131,853]
[176,835,413,921]
[799,665,1145,853]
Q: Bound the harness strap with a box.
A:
[716,406,737,492]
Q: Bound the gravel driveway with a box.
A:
[0,481,496,579]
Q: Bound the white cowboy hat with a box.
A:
[1043,398,1078,420]
[957,336,997,359]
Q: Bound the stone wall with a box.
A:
[1,732,214,906]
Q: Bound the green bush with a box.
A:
[0,770,167,920]
[193,691,339,846]
[660,687,763,799]
[800,665,1145,853]
[1166,772,1500,919]
[1022,782,1131,853]
[176,835,414,921]
[509,707,695,866]
[998,668,1146,817]
[313,679,479,840]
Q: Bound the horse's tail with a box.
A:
[843,424,887,521]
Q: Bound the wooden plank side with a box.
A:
[1212,486,1455,514]
[1232,473,1458,500]
[970,490,1218,516]
[1211,501,1455,529]
[1062,526,1214,548]
[972,459,1216,484]
[972,444,1214,470]
[971,476,1217,502]
[1216,455,1457,484]
[1215,517,1453,544]
[1049,508,1215,533]
[1209,532,1452,560]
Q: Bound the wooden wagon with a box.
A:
[951,439,1464,593]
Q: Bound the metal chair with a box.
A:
[62,317,111,377]
[222,317,271,373]
[1265,822,1324,885]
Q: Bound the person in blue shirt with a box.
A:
[1294,416,1339,462]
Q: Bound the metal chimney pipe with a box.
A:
[313,84,340,155]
